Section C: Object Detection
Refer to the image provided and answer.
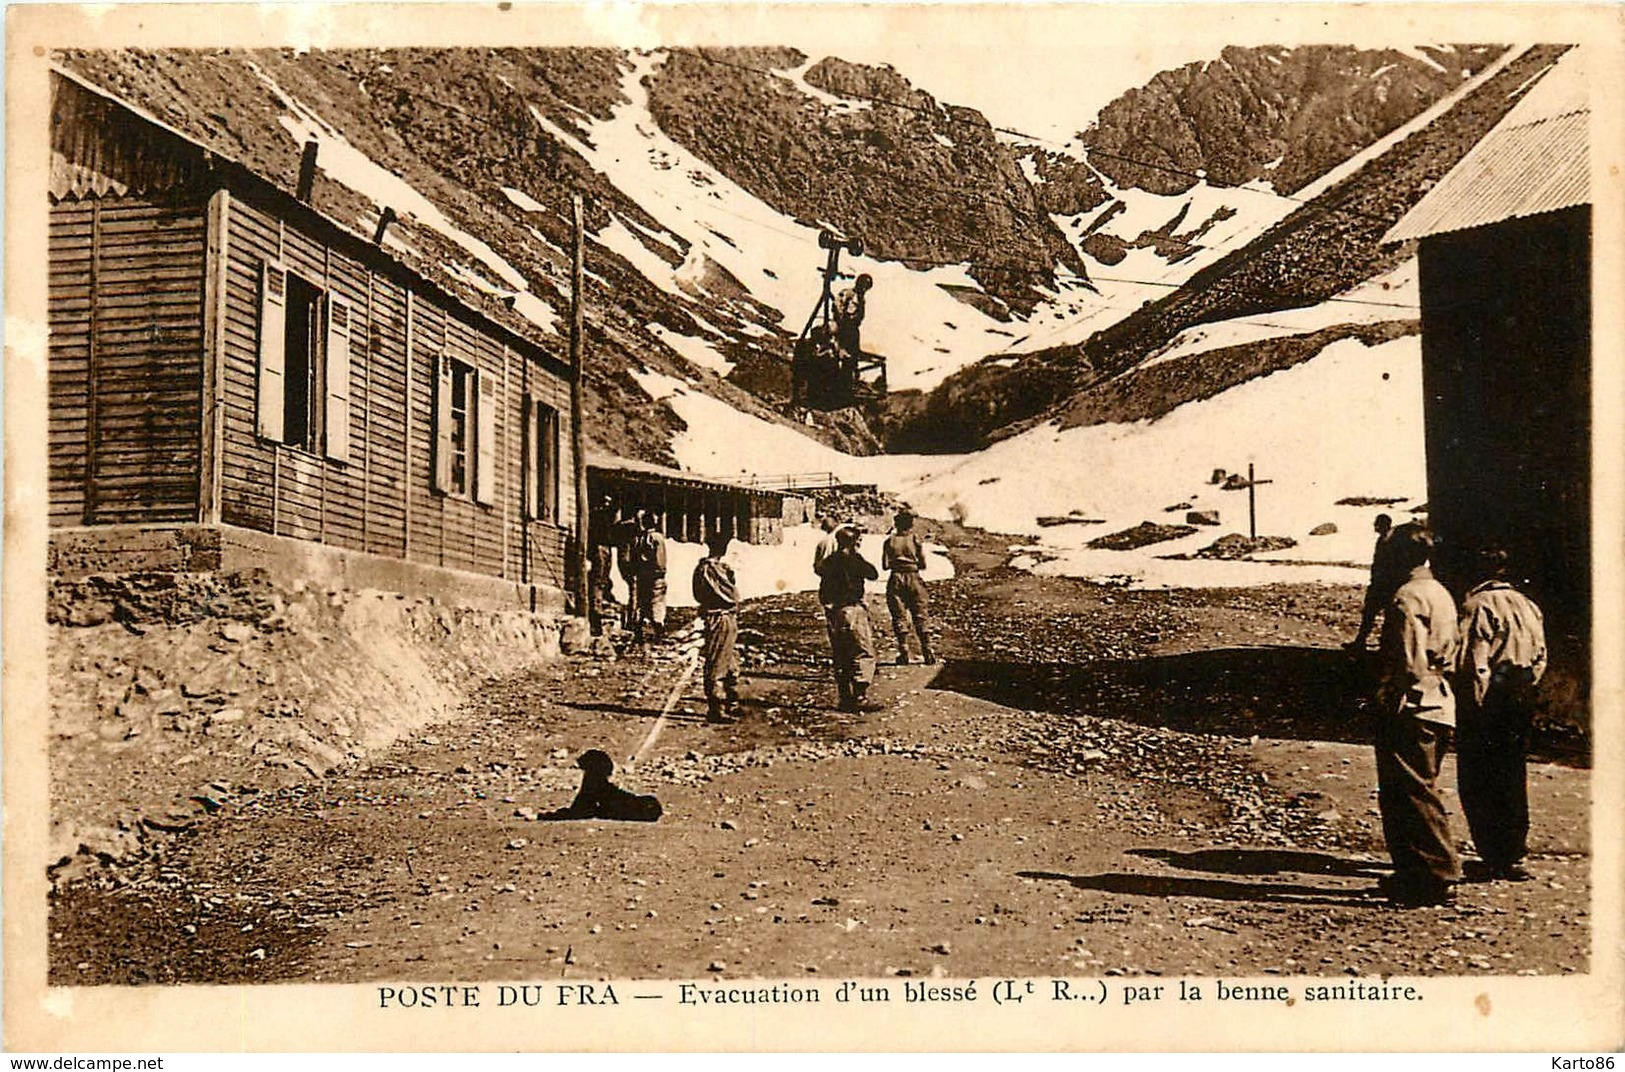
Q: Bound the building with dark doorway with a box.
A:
[587,454,802,547]
[1385,47,1590,716]
[47,68,577,611]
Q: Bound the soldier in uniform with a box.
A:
[832,273,873,391]
[692,530,742,724]
[1347,513,1399,651]
[587,495,620,634]
[815,525,879,713]
[1456,548,1548,882]
[1371,523,1462,907]
[628,511,668,643]
[882,510,935,665]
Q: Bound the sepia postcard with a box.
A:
[5,1,1623,1053]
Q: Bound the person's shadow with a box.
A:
[1126,847,1389,879]
[1018,869,1375,909]
[931,646,1374,745]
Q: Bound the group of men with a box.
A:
[812,510,935,713]
[587,498,669,644]
[1350,515,1549,907]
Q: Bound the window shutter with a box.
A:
[543,404,560,522]
[474,366,497,505]
[257,262,287,441]
[521,394,538,520]
[323,298,352,462]
[433,354,452,493]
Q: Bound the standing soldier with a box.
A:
[882,510,935,665]
[1347,513,1399,651]
[833,273,873,390]
[1370,523,1462,907]
[587,495,619,635]
[629,511,668,643]
[692,531,742,725]
[815,525,879,713]
[1456,548,1548,882]
[615,509,644,633]
[812,515,840,575]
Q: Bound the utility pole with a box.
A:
[570,194,590,618]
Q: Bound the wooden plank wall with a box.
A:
[48,196,205,525]
[219,195,572,588]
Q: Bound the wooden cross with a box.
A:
[1248,462,1275,540]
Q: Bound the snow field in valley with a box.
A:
[900,334,1426,587]
[634,331,1425,590]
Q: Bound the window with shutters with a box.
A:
[256,261,351,462]
[523,396,561,523]
[281,274,322,451]
[434,353,494,504]
[447,358,474,497]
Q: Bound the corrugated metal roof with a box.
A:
[1386,49,1589,243]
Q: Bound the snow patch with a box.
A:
[1139,259,1418,368]
[597,215,688,299]
[774,59,875,115]
[1397,46,1450,75]
[501,186,548,213]
[510,293,559,335]
[648,322,735,375]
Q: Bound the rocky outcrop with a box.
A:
[1083,45,1507,195]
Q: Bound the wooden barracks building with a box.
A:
[47,69,576,610]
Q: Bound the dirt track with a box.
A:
[49,527,1591,984]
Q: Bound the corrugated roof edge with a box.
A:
[586,451,786,499]
[1384,50,1591,244]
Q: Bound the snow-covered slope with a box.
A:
[534,51,1050,392]
[1140,260,1418,369]
[634,332,1425,589]
[899,334,1425,587]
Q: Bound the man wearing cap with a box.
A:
[882,510,935,665]
[628,511,668,643]
[692,531,742,724]
[815,525,880,713]
[1455,547,1548,882]
[1370,523,1463,907]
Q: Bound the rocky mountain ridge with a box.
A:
[58,42,1524,463]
